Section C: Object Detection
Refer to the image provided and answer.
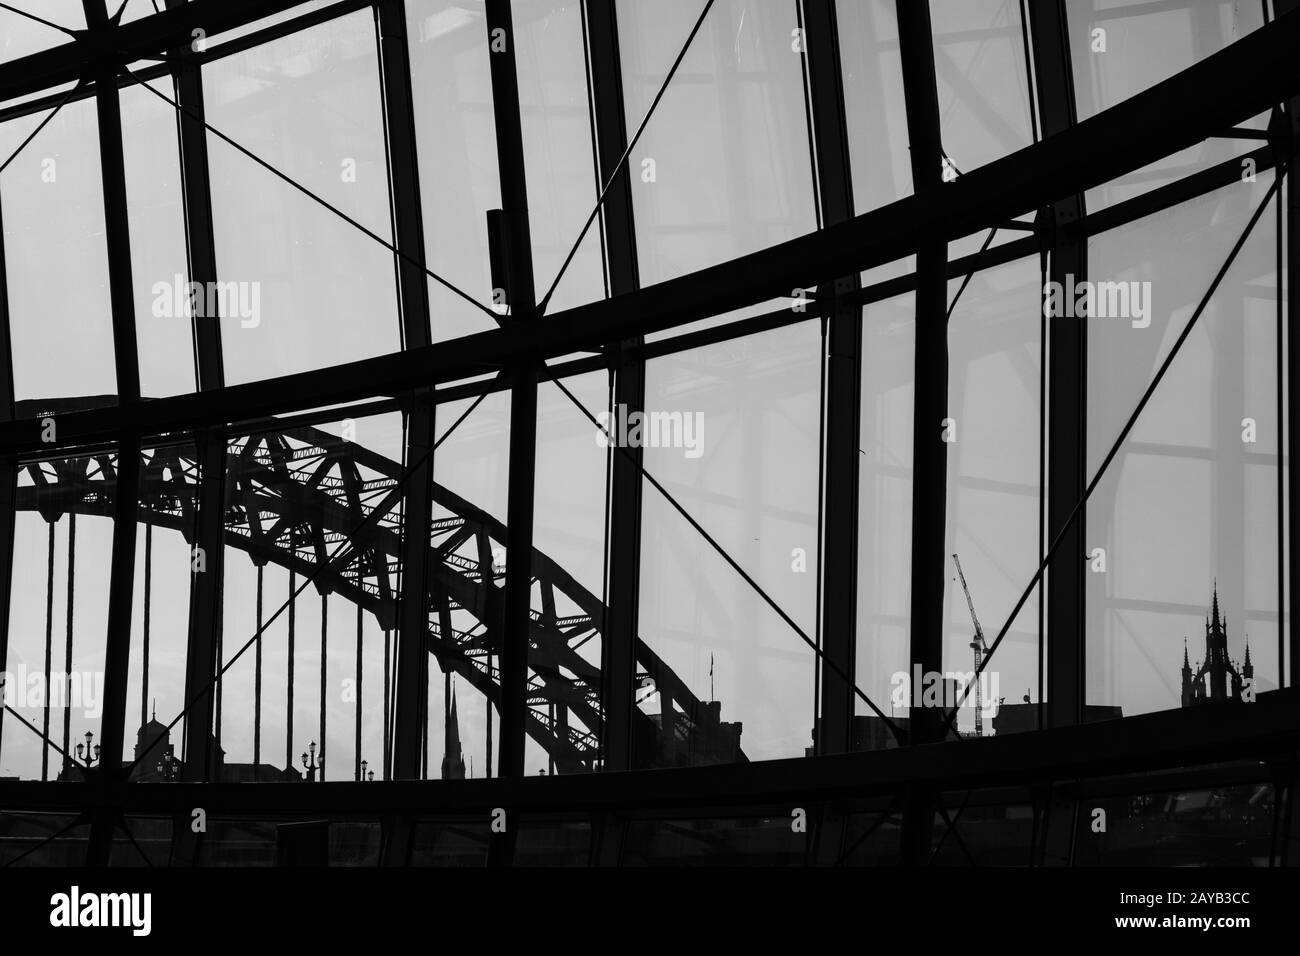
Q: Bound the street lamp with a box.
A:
[157,752,181,781]
[75,731,100,768]
[301,741,322,782]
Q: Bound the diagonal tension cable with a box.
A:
[537,0,716,316]
[938,172,1283,740]
[546,374,905,742]
[118,66,501,325]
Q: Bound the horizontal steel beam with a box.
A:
[0,0,313,104]
[1,688,1295,815]
[3,9,1299,456]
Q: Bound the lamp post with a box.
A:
[301,741,322,782]
[157,752,181,781]
[75,731,101,769]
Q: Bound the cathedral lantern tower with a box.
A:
[1180,584,1250,707]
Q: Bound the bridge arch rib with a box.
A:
[11,412,744,774]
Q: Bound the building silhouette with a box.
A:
[1182,585,1253,707]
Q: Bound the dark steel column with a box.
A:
[1028,0,1086,728]
[376,0,433,352]
[179,433,224,785]
[377,3,436,868]
[484,0,539,868]
[486,0,538,783]
[165,0,223,392]
[895,0,946,866]
[582,0,641,779]
[160,0,229,800]
[1291,91,1300,692]
[379,0,437,801]
[1282,0,1300,691]
[802,0,859,759]
[801,0,861,868]
[149,3,230,842]
[83,0,143,866]
[0,192,15,769]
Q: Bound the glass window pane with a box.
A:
[1,98,117,408]
[516,0,604,312]
[203,11,400,385]
[837,0,911,214]
[526,372,607,775]
[617,0,817,285]
[1085,177,1280,719]
[930,0,1035,172]
[123,78,195,398]
[430,392,511,779]
[855,293,914,744]
[637,321,820,765]
[944,256,1043,733]
[127,440,198,782]
[406,0,503,340]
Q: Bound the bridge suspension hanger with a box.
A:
[41,518,55,782]
[286,546,296,776]
[319,587,328,782]
[254,563,263,781]
[141,521,152,736]
[62,512,75,773]
[355,571,363,784]
[383,626,390,781]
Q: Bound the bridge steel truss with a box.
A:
[0,0,1295,866]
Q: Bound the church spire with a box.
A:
[441,675,466,780]
[1211,580,1221,628]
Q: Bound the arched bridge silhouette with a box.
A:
[13,400,744,774]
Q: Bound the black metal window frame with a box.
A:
[0,0,1295,867]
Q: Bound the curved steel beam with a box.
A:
[11,412,742,773]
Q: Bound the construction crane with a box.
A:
[952,554,989,737]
